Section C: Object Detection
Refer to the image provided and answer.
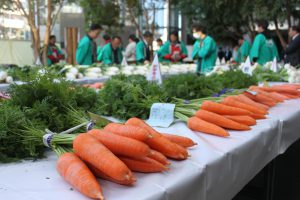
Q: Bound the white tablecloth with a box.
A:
[0,99,300,200]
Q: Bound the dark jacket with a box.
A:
[285,34,300,67]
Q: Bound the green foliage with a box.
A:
[253,65,288,82]
[8,70,98,132]
[0,101,44,162]
[162,73,222,100]
[210,70,258,89]
[95,74,168,119]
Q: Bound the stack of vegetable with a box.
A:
[174,84,300,137]
[22,113,196,199]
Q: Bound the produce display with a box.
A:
[1,65,300,199]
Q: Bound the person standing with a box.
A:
[217,47,225,62]
[192,24,217,74]
[47,35,64,66]
[100,36,123,65]
[97,34,111,62]
[124,34,138,63]
[224,47,232,62]
[158,31,188,63]
[76,24,102,65]
[285,26,300,66]
[250,20,279,65]
[236,37,251,63]
[136,31,153,64]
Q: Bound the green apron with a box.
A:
[76,35,94,65]
[47,45,63,66]
[192,36,217,74]
[99,43,123,65]
[250,33,279,65]
[157,41,188,62]
[236,40,251,63]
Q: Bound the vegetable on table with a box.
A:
[87,129,151,159]
[73,133,136,184]
[162,133,197,148]
[56,152,104,200]
[222,115,256,126]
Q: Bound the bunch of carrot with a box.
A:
[52,118,197,199]
[175,84,300,137]
[82,82,104,89]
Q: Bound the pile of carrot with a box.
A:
[82,82,104,89]
[55,118,197,199]
[183,84,300,137]
[54,83,300,199]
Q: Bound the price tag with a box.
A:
[147,103,175,127]
[246,90,257,96]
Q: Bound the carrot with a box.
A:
[249,113,266,119]
[248,87,284,102]
[119,157,168,173]
[223,115,256,126]
[243,92,277,107]
[201,100,252,115]
[57,153,104,200]
[73,134,135,183]
[259,86,300,95]
[235,94,270,111]
[195,109,251,130]
[280,93,299,99]
[221,97,267,115]
[162,133,197,148]
[125,118,188,160]
[148,150,170,165]
[271,92,290,100]
[187,116,229,137]
[89,164,135,186]
[104,123,152,142]
[88,129,151,159]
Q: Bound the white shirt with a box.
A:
[125,42,136,61]
[292,33,299,40]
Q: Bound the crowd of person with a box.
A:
[47,20,300,74]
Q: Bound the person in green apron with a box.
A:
[97,34,111,62]
[76,24,102,65]
[47,35,64,66]
[100,36,123,65]
[235,37,251,63]
[136,31,153,64]
[192,24,217,74]
[250,20,279,65]
[158,31,188,63]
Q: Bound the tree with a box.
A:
[175,0,300,47]
[1,0,71,65]
[79,0,120,30]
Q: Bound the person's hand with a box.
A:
[144,60,150,65]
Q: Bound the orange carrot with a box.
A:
[243,92,277,107]
[195,109,251,130]
[125,118,188,160]
[223,115,256,126]
[187,116,229,137]
[104,123,152,141]
[89,164,136,186]
[280,93,299,99]
[148,150,170,165]
[88,129,151,159]
[259,86,300,95]
[162,133,197,148]
[249,113,266,119]
[73,134,135,183]
[221,97,267,115]
[271,92,290,100]
[248,87,284,102]
[201,100,252,115]
[57,153,104,200]
[234,94,270,111]
[119,157,168,173]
